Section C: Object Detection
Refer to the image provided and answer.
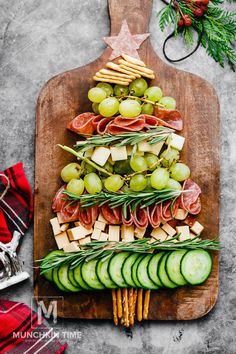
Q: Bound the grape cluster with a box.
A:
[88,79,176,118]
[60,147,190,196]
[178,0,209,27]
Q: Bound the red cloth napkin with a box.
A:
[0,300,67,354]
[0,162,33,243]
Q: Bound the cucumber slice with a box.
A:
[68,266,82,289]
[180,249,212,285]
[96,257,117,289]
[137,254,159,290]
[166,250,188,286]
[42,250,64,282]
[58,264,81,292]
[81,259,105,290]
[131,255,145,288]
[158,253,178,288]
[147,252,165,287]
[52,268,69,292]
[108,252,130,287]
[122,253,140,287]
[73,262,92,290]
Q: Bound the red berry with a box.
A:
[193,7,204,17]
[201,0,209,4]
[183,15,192,27]
[178,18,184,26]
[194,0,202,5]
[201,5,208,12]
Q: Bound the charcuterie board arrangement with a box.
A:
[34,0,220,324]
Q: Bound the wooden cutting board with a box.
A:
[34,0,220,320]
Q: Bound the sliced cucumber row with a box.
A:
[43,249,212,292]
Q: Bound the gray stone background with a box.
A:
[0,0,236,353]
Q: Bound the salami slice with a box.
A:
[96,117,114,134]
[147,204,162,228]
[122,206,133,226]
[132,206,149,229]
[180,179,201,215]
[107,116,146,134]
[67,112,96,135]
[154,107,183,131]
[52,185,66,212]
[52,186,81,222]
[78,206,98,229]
[101,204,121,224]
[162,199,179,222]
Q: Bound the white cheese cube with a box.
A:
[50,217,61,235]
[148,237,157,244]
[79,236,91,245]
[176,226,190,241]
[175,208,188,220]
[167,133,185,151]
[57,212,66,224]
[134,227,146,239]
[94,220,106,231]
[121,225,134,241]
[67,225,93,241]
[108,225,120,242]
[84,148,94,157]
[91,146,110,166]
[110,146,127,161]
[138,140,151,152]
[91,228,101,240]
[165,235,179,243]
[190,232,199,240]
[149,141,164,156]
[161,223,176,237]
[63,241,80,253]
[190,221,204,235]
[54,232,70,249]
[99,232,109,241]
[150,227,167,241]
[60,223,69,232]
[98,213,107,224]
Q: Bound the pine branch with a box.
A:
[158,2,178,31]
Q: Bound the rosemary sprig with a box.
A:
[75,127,173,152]
[38,237,220,274]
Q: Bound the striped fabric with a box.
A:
[0,300,67,354]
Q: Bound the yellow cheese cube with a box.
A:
[138,140,151,152]
[63,241,80,253]
[108,225,120,242]
[60,223,69,232]
[121,225,134,241]
[175,208,188,220]
[161,223,176,237]
[91,146,110,166]
[176,226,190,241]
[166,133,185,151]
[57,212,66,224]
[91,228,101,240]
[134,227,146,239]
[94,220,106,231]
[54,232,70,249]
[99,232,109,241]
[148,237,157,244]
[67,225,93,241]
[84,148,94,157]
[79,236,91,245]
[148,141,164,156]
[150,227,167,241]
[110,146,127,161]
[50,217,61,235]
[98,213,107,224]
[190,221,204,235]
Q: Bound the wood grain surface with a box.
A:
[34,0,220,320]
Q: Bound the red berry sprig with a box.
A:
[175,0,209,28]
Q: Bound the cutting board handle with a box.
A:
[108,0,153,35]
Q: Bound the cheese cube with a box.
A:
[126,145,133,156]
[91,228,101,240]
[57,212,66,224]
[50,217,61,235]
[134,227,146,239]
[55,232,70,249]
[67,225,93,241]
[190,221,204,235]
[63,241,80,253]
[190,232,199,240]
[135,150,144,156]
[79,236,91,245]
[84,148,94,157]
[175,208,188,220]
[138,140,151,152]
[150,227,167,241]
[108,225,120,242]
[91,146,110,166]
[148,237,157,244]
[148,141,164,156]
[121,225,134,241]
[110,146,127,161]
[60,223,69,232]
[161,223,176,237]
[167,133,185,151]
[165,235,178,243]
[98,213,107,224]
[176,226,190,241]
[74,221,80,227]
[99,232,109,241]
[94,220,106,231]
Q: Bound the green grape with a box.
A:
[96,82,113,97]
[166,178,182,190]
[100,161,113,176]
[130,156,148,172]
[104,175,124,192]
[170,163,190,182]
[145,153,158,171]
[114,84,129,97]
[144,86,163,102]
[61,163,81,182]
[84,163,96,174]
[121,184,130,193]
[66,178,84,195]
[129,78,148,97]
[130,174,147,192]
[160,148,180,167]
[151,167,169,190]
[88,87,106,103]
[99,97,119,117]
[92,102,100,114]
[84,173,102,194]
[119,99,141,118]
[141,103,154,115]
[114,160,132,175]
[144,176,153,191]
[159,96,176,109]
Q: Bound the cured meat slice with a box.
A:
[147,204,162,228]
[101,204,121,224]
[162,199,179,222]
[184,214,197,227]
[52,185,81,222]
[78,206,98,229]
[132,206,148,229]
[180,179,201,215]
[122,206,133,226]
[67,112,96,135]
[107,116,146,134]
[92,115,103,128]
[96,117,114,134]
[154,107,183,131]
[52,185,67,212]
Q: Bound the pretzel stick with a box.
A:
[143,290,151,320]
[111,290,118,325]
[137,288,143,322]
[117,289,123,319]
[133,289,138,321]
[128,288,134,326]
[122,288,129,327]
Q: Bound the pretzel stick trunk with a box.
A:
[143,290,151,320]
[129,288,134,326]
[122,288,129,327]
[117,289,123,319]
[111,290,118,325]
[137,288,143,322]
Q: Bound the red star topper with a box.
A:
[103,20,150,60]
